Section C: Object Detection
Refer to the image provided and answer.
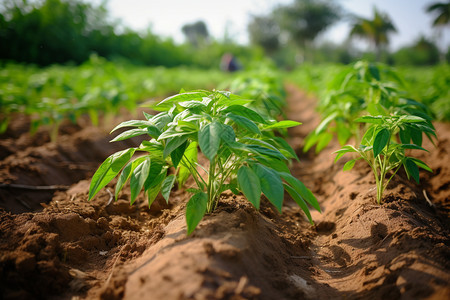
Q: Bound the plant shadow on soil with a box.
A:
[0,88,449,299]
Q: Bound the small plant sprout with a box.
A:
[88,90,320,234]
[335,115,435,204]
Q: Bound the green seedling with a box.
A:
[88,90,320,234]
[335,115,435,204]
[304,60,433,153]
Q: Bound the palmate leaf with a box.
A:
[186,192,208,235]
[89,148,136,201]
[237,166,261,209]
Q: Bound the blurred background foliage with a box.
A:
[1,0,449,68]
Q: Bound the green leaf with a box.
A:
[219,123,236,144]
[278,172,320,212]
[245,144,286,160]
[254,156,290,173]
[161,174,176,203]
[186,192,208,235]
[303,132,319,152]
[273,137,299,161]
[404,158,420,183]
[316,132,333,153]
[373,128,390,157]
[178,142,198,187]
[368,65,380,81]
[157,91,208,108]
[343,159,356,171]
[336,121,352,145]
[355,116,383,124]
[179,100,207,109]
[401,115,426,123]
[263,120,301,130]
[408,157,432,173]
[89,148,136,201]
[110,120,152,133]
[199,122,221,161]
[147,125,162,139]
[399,127,411,144]
[315,112,338,134]
[223,105,267,124]
[400,144,428,152]
[227,113,261,135]
[252,164,284,213]
[163,136,188,158]
[361,125,376,145]
[145,168,167,208]
[115,156,147,200]
[111,128,149,142]
[237,166,261,209]
[334,145,357,162]
[410,126,423,146]
[170,141,188,168]
[151,113,173,130]
[283,183,313,224]
[130,157,151,204]
[143,111,153,120]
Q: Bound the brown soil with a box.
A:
[1,86,449,300]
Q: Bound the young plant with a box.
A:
[335,115,435,204]
[88,90,320,234]
[304,60,433,153]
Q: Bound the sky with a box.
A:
[106,0,449,51]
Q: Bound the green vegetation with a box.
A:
[335,115,435,204]
[88,89,319,234]
[0,56,231,138]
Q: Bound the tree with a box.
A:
[349,7,397,61]
[181,21,209,47]
[274,0,341,62]
[248,15,280,55]
[426,1,450,27]
[426,1,450,62]
[393,36,440,65]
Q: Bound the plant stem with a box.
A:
[206,157,216,213]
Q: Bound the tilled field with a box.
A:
[0,86,449,299]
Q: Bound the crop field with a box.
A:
[0,61,449,299]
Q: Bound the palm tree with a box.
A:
[349,8,397,61]
[426,1,450,27]
[426,1,450,62]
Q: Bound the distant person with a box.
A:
[220,53,240,72]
